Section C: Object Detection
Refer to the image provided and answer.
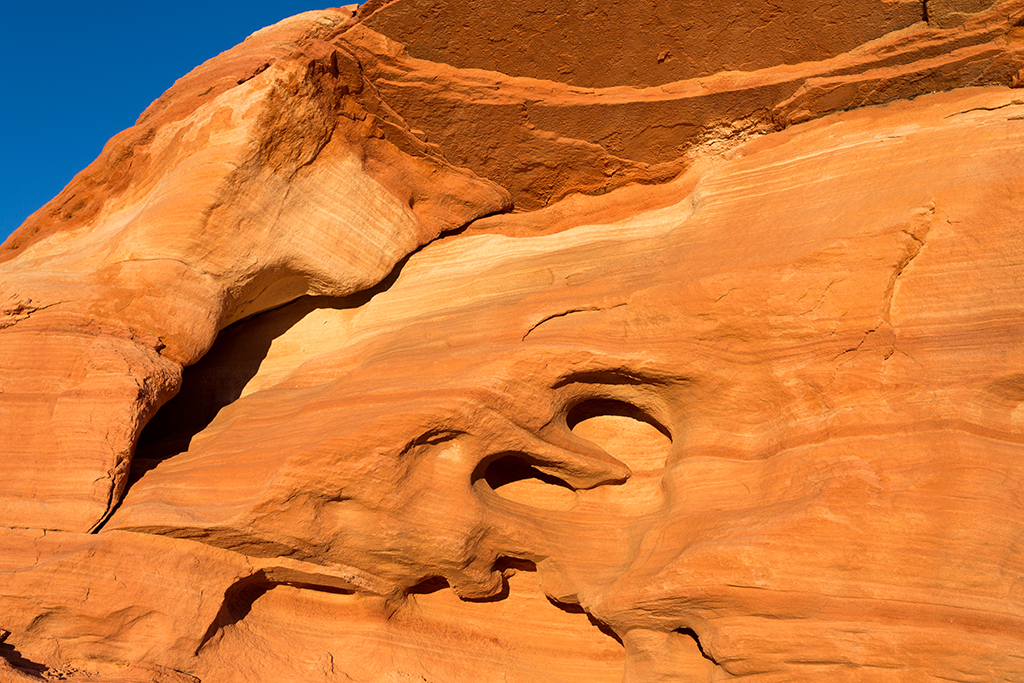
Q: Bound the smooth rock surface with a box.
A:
[2,2,1024,682]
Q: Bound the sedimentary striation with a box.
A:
[2,2,1024,681]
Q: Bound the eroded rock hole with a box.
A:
[567,399,672,512]
[478,453,578,510]
[406,576,451,595]
[496,556,539,572]
[566,398,670,438]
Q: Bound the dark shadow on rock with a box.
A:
[195,571,353,654]
[126,253,410,486]
[545,596,624,646]
[674,627,718,664]
[0,630,47,678]
[195,574,274,653]
[566,397,672,440]
[406,576,451,595]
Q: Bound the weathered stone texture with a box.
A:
[2,2,1024,681]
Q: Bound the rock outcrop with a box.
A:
[2,2,1024,681]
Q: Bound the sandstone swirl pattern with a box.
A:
[2,2,1024,682]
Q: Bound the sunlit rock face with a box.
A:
[2,2,1024,682]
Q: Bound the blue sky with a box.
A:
[1,2,339,245]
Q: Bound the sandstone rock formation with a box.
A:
[3,2,1024,681]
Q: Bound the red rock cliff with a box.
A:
[2,2,1024,681]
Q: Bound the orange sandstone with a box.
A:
[2,2,1024,682]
